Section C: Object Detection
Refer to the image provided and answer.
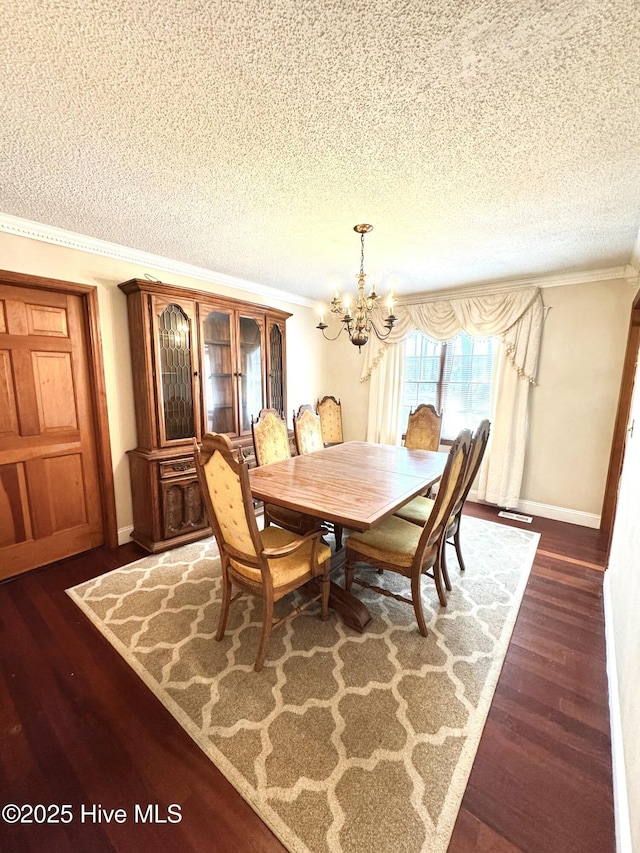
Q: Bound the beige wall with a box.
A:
[320,286,639,847]
[2,229,634,530]
[0,232,324,539]
[315,330,370,442]
[319,277,634,521]
[521,278,634,517]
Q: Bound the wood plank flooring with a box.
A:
[0,505,614,853]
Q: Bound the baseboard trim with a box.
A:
[117,525,134,546]
[603,573,633,853]
[468,492,601,528]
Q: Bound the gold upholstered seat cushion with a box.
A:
[230,525,332,587]
[394,496,435,526]
[345,515,437,571]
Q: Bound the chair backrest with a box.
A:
[416,429,471,556]
[194,433,262,566]
[293,405,324,455]
[316,396,343,444]
[252,408,291,467]
[404,404,442,451]
[453,419,491,516]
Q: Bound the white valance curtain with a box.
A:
[362,287,545,508]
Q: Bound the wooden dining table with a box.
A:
[249,441,448,630]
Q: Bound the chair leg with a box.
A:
[345,551,355,592]
[454,525,466,572]
[254,595,274,672]
[334,524,343,551]
[441,541,452,592]
[433,544,448,607]
[321,563,330,620]
[215,573,232,641]
[411,572,428,637]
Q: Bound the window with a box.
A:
[401,330,497,440]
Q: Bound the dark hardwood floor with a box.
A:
[0,505,614,853]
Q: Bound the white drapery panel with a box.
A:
[365,339,406,446]
[362,287,544,507]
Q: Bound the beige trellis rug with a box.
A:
[67,517,539,853]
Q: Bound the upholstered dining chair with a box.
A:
[194,432,332,672]
[344,430,471,634]
[316,395,343,446]
[403,403,442,451]
[293,404,343,550]
[293,404,324,455]
[252,408,320,537]
[394,420,491,591]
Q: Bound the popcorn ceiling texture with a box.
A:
[1,0,639,298]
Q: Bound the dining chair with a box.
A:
[394,420,491,590]
[316,395,343,446]
[194,432,332,672]
[403,403,442,451]
[344,429,471,634]
[251,408,321,537]
[293,404,324,455]
[293,404,343,549]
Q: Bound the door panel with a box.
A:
[32,351,78,431]
[26,303,68,337]
[0,350,19,435]
[0,284,104,579]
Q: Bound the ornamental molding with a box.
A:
[1,212,635,307]
[0,213,315,309]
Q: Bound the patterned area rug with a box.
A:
[67,517,539,853]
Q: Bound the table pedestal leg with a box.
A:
[327,580,372,633]
[303,578,372,633]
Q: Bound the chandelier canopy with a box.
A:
[316,224,397,351]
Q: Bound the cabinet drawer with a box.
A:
[159,457,196,479]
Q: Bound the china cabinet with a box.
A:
[119,278,290,552]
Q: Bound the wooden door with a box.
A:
[0,284,104,579]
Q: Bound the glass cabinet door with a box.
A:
[267,320,285,418]
[202,309,235,434]
[238,314,264,434]
[157,302,196,442]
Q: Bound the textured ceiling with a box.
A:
[1,0,639,301]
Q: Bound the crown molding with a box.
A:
[2,212,635,308]
[397,264,635,305]
[0,213,316,309]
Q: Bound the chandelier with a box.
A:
[316,224,397,351]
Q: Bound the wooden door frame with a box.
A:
[601,286,640,548]
[0,268,118,550]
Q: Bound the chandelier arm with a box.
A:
[371,322,395,341]
[317,323,348,342]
